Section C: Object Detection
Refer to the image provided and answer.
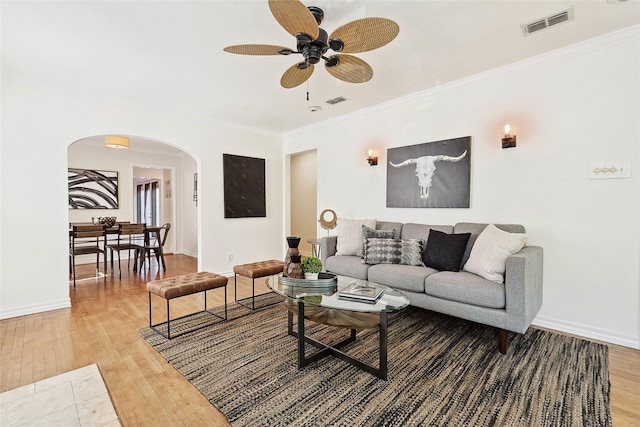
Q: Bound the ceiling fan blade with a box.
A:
[281,63,314,88]
[329,17,399,53]
[223,44,291,55]
[269,0,319,41]
[325,54,373,83]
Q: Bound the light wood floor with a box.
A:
[1,255,639,426]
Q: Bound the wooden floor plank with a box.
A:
[0,254,637,427]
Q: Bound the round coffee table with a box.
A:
[268,274,409,380]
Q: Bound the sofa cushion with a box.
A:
[425,271,506,309]
[363,238,424,266]
[463,224,527,284]
[325,255,370,280]
[335,218,376,256]
[361,225,395,258]
[422,229,471,272]
[368,263,438,293]
[401,223,453,241]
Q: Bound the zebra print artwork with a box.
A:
[68,168,119,209]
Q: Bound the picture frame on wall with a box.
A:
[68,168,119,209]
[223,154,266,218]
[386,136,471,208]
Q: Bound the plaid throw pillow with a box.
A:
[363,238,425,266]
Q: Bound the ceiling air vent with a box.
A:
[326,96,347,105]
[521,8,574,36]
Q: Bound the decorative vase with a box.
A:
[287,254,303,279]
[283,236,301,277]
[304,272,319,280]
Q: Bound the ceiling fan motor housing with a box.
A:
[297,28,330,65]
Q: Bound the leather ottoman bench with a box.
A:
[147,271,227,339]
[233,259,284,310]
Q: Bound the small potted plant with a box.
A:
[301,256,323,280]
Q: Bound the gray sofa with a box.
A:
[320,222,543,353]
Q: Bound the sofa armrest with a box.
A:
[320,236,337,271]
[504,245,544,333]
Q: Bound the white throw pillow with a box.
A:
[463,224,527,284]
[335,218,376,256]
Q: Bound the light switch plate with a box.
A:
[588,162,631,179]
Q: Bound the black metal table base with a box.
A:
[287,300,388,380]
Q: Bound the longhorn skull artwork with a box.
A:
[389,151,468,199]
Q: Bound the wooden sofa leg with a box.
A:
[498,329,507,354]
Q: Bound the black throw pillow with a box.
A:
[422,229,471,272]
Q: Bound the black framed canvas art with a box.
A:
[223,154,266,218]
[68,168,119,209]
[386,136,471,208]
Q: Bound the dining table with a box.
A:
[69,222,163,273]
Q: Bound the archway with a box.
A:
[67,134,198,273]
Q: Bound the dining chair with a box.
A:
[69,224,107,287]
[106,223,146,279]
[139,223,171,272]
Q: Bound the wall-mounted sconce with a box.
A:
[502,124,517,149]
[367,149,378,166]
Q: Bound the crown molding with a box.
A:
[286,24,640,137]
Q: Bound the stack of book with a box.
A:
[337,282,384,304]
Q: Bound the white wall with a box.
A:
[284,28,640,348]
[179,153,198,258]
[0,80,283,319]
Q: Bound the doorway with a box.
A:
[289,150,317,256]
[133,166,174,252]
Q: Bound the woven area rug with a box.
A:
[139,294,611,427]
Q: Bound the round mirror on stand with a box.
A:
[319,209,337,236]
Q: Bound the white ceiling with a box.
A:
[3,0,639,144]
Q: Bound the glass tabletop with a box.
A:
[267,273,410,314]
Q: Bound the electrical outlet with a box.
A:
[227,253,233,261]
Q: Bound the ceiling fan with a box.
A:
[223,0,400,89]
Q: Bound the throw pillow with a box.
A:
[463,224,527,283]
[335,218,376,256]
[422,229,471,272]
[361,225,395,258]
[363,238,425,266]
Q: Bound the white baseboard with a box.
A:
[177,249,197,258]
[532,315,639,350]
[0,299,71,320]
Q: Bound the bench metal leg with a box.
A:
[148,286,228,339]
[234,273,280,312]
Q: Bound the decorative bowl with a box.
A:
[98,216,117,228]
